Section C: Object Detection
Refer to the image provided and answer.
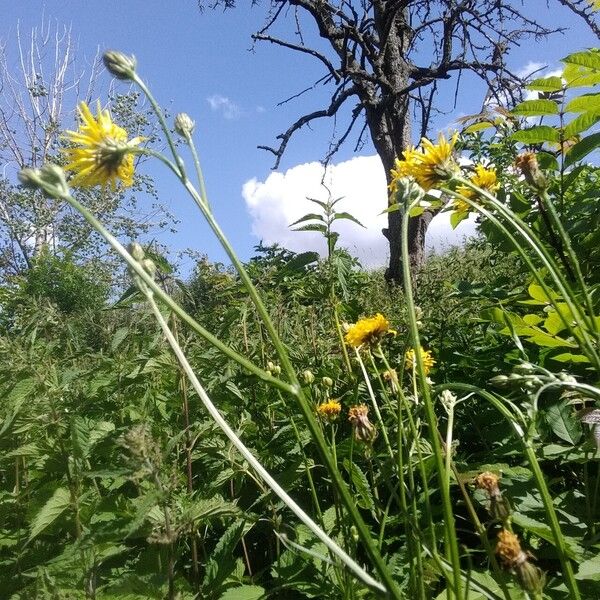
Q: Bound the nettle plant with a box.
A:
[9,47,600,600]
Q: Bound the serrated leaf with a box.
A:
[511,99,559,116]
[551,352,590,363]
[563,61,600,88]
[545,401,582,445]
[511,126,560,144]
[0,377,36,439]
[527,76,564,92]
[288,213,325,228]
[565,92,600,113]
[219,586,265,600]
[29,487,71,541]
[562,49,600,73]
[576,555,600,581]
[291,223,327,234]
[565,132,600,166]
[331,211,365,227]
[71,416,91,461]
[563,111,600,138]
[343,459,375,511]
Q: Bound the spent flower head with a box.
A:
[515,152,547,190]
[404,347,435,376]
[174,112,196,137]
[348,404,377,444]
[390,132,459,193]
[496,529,545,595]
[345,314,395,349]
[63,101,145,190]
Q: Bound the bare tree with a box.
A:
[199,0,598,283]
[0,20,169,281]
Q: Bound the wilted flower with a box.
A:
[390,132,459,193]
[496,529,545,595]
[475,471,510,520]
[515,152,547,190]
[63,101,145,189]
[345,314,396,349]
[348,404,377,443]
[404,347,436,376]
[383,369,399,393]
[316,399,342,423]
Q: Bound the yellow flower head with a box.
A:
[454,163,498,208]
[63,101,144,190]
[316,399,342,422]
[390,132,459,194]
[496,529,526,568]
[345,314,395,348]
[404,347,435,376]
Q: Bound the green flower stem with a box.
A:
[438,383,581,600]
[118,77,402,597]
[448,180,600,370]
[184,131,211,212]
[59,191,294,396]
[355,349,395,463]
[402,203,463,599]
[333,304,353,375]
[140,288,387,595]
[537,188,597,334]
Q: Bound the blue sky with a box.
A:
[2,1,598,272]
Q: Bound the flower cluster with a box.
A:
[452,164,499,221]
[404,347,435,376]
[389,132,459,194]
[345,314,395,349]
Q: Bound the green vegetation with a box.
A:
[2,48,600,599]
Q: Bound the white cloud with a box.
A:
[242,155,477,268]
[206,94,241,120]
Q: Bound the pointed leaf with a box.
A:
[545,401,582,445]
[565,92,600,113]
[565,131,600,166]
[219,586,265,600]
[331,211,365,227]
[29,487,71,541]
[564,111,600,138]
[511,126,560,144]
[563,61,600,88]
[288,213,325,227]
[291,223,327,234]
[562,49,600,73]
[511,99,559,116]
[462,121,494,133]
[526,76,564,92]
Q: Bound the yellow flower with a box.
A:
[453,164,498,219]
[390,132,459,194]
[404,347,435,375]
[316,399,342,422]
[63,101,144,189]
[345,314,395,348]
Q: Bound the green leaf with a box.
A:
[562,49,600,73]
[563,111,600,138]
[71,416,91,461]
[511,126,560,144]
[526,76,564,92]
[565,92,600,113]
[565,132,600,166]
[551,352,590,364]
[288,213,325,227]
[331,211,365,227]
[219,586,265,600]
[563,61,600,88]
[450,210,469,230]
[463,121,494,133]
[545,401,582,445]
[0,377,36,439]
[29,487,71,541]
[511,99,559,116]
[576,555,600,581]
[343,459,375,511]
[291,223,327,234]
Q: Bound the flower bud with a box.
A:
[103,50,137,81]
[302,369,315,384]
[141,258,157,279]
[128,242,145,261]
[322,376,334,388]
[174,112,195,137]
[19,164,69,198]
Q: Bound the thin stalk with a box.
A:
[184,131,210,210]
[142,288,387,595]
[130,76,400,595]
[401,205,462,598]
[438,383,581,600]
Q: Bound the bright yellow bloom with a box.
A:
[404,347,435,375]
[316,399,342,422]
[63,101,144,189]
[453,164,498,217]
[389,132,459,194]
[345,314,395,348]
